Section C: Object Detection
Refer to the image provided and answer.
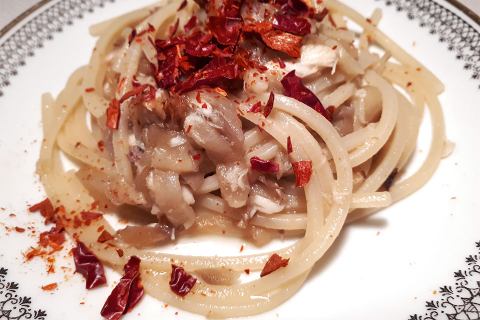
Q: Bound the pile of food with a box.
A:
[32,0,446,318]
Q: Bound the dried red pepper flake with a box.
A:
[184,16,197,32]
[174,57,240,94]
[244,21,302,57]
[156,46,183,88]
[184,32,216,58]
[97,230,114,243]
[73,241,107,289]
[128,29,137,45]
[80,211,102,219]
[383,168,399,191]
[46,257,55,274]
[169,19,180,37]
[208,16,242,46]
[211,45,234,59]
[243,21,273,34]
[218,0,243,18]
[25,248,45,261]
[155,35,185,50]
[260,253,289,277]
[106,99,121,130]
[116,249,124,258]
[39,224,65,249]
[15,227,26,233]
[130,25,156,42]
[178,56,194,72]
[273,14,311,36]
[261,30,302,58]
[97,140,105,152]
[146,23,156,33]
[292,160,312,187]
[326,106,335,118]
[264,92,275,117]
[312,8,329,22]
[248,101,262,113]
[250,156,280,174]
[101,256,144,320]
[119,84,156,104]
[29,198,55,224]
[73,216,82,229]
[177,0,187,11]
[287,136,293,154]
[84,87,95,93]
[279,0,309,14]
[214,87,228,96]
[281,71,331,120]
[192,153,201,161]
[41,282,58,291]
[195,91,202,103]
[169,265,197,297]
[232,47,267,72]
[80,211,103,226]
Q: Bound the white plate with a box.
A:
[0,1,479,319]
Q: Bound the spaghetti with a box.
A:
[36,0,447,317]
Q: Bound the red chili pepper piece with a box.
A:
[174,57,240,94]
[119,84,156,104]
[208,16,242,46]
[72,241,107,289]
[29,198,55,224]
[264,92,275,117]
[184,16,197,32]
[292,160,313,187]
[169,264,197,297]
[249,101,262,113]
[101,256,144,320]
[287,136,293,154]
[273,14,311,36]
[260,253,289,277]
[244,22,302,58]
[80,211,103,225]
[383,168,399,191]
[39,224,65,248]
[218,0,243,18]
[184,32,216,57]
[281,71,331,121]
[97,230,114,243]
[250,156,279,174]
[156,46,183,89]
[178,0,187,11]
[106,99,120,130]
[263,30,302,58]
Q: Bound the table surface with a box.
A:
[0,0,479,31]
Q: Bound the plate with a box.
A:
[0,0,479,319]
